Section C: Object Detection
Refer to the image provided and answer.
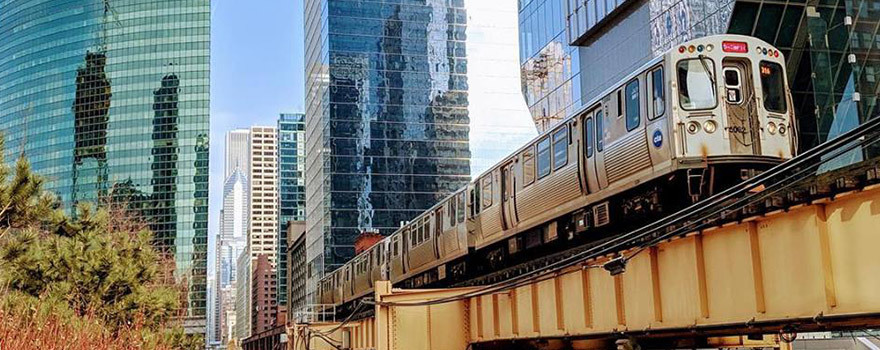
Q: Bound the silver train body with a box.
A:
[317,35,796,306]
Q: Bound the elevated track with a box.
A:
[291,118,880,350]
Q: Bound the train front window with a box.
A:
[760,61,787,113]
[677,58,717,110]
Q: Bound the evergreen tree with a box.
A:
[0,137,201,349]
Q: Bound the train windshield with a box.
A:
[677,58,717,110]
[760,61,787,113]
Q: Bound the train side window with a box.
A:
[552,126,568,170]
[537,137,551,178]
[522,146,536,186]
[616,90,623,119]
[625,79,640,131]
[596,110,605,152]
[422,218,429,243]
[393,239,399,257]
[448,199,456,227]
[457,192,466,223]
[409,227,416,247]
[481,176,492,209]
[651,68,665,119]
[585,117,594,158]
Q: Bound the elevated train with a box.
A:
[317,35,796,308]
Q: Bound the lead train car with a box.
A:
[316,35,795,308]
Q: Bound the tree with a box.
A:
[0,138,200,349]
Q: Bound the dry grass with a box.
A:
[0,302,178,350]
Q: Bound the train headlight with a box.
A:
[703,120,718,133]
[687,121,701,134]
[768,122,778,134]
[779,124,787,135]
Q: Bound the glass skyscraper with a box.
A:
[304,0,472,296]
[519,0,584,132]
[277,113,305,307]
[0,0,210,330]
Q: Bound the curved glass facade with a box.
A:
[0,0,210,327]
[519,0,583,132]
[304,0,471,295]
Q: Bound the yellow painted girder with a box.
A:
[290,185,880,350]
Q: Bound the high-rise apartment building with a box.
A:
[248,127,279,265]
[0,0,210,330]
[303,0,472,298]
[277,113,305,307]
[226,129,250,178]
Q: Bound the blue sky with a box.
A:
[208,0,305,277]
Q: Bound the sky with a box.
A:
[207,0,536,278]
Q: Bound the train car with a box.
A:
[316,34,795,308]
[468,34,794,256]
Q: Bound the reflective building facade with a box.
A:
[304,0,471,296]
[0,0,210,329]
[277,113,305,307]
[519,0,584,131]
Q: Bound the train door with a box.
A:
[595,105,609,189]
[582,108,600,193]
[647,65,672,168]
[500,161,517,230]
[722,59,761,155]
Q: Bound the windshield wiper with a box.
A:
[698,54,716,90]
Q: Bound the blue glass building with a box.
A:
[304,0,472,296]
[277,113,305,307]
[0,0,210,330]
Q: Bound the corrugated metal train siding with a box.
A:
[515,164,581,224]
[604,130,651,184]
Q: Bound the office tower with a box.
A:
[251,254,277,333]
[219,169,249,286]
[0,0,210,331]
[226,129,250,179]
[216,167,248,347]
[248,127,279,265]
[234,249,252,342]
[277,113,306,307]
[518,0,584,132]
[206,277,219,347]
[303,0,472,299]
[285,222,308,320]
